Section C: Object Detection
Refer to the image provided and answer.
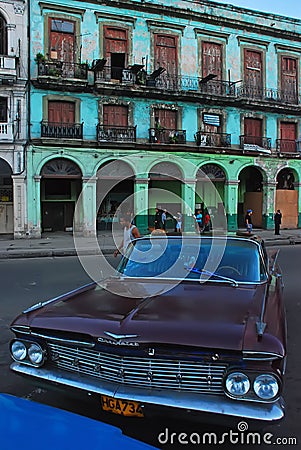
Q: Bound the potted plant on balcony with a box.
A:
[35,53,46,76]
[34,52,45,63]
[169,130,178,144]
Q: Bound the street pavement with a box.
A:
[0,228,300,259]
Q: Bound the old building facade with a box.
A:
[25,0,301,237]
[0,0,27,236]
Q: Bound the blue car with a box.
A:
[0,394,157,450]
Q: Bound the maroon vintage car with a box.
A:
[9,235,286,424]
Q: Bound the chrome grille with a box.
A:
[47,343,227,394]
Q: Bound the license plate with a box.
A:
[101,395,144,417]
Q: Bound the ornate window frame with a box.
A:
[43,12,81,63]
[42,95,81,123]
[98,98,134,127]
[197,107,226,133]
[150,103,183,128]
[97,21,133,65]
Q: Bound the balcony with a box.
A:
[146,75,237,96]
[0,123,13,140]
[195,131,231,148]
[0,55,17,79]
[41,122,83,139]
[149,128,186,144]
[276,139,299,154]
[37,61,88,80]
[97,125,137,142]
[94,65,145,85]
[240,135,272,153]
[237,83,300,104]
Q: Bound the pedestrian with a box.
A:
[114,215,140,257]
[174,212,182,233]
[154,207,163,229]
[203,211,211,232]
[274,209,282,235]
[161,209,167,230]
[245,209,253,234]
[195,210,203,232]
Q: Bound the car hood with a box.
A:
[15,278,267,352]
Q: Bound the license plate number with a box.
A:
[101,395,144,417]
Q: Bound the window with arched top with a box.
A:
[276,168,295,190]
[197,164,226,182]
[41,158,82,178]
[0,14,8,56]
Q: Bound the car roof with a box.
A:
[133,232,264,248]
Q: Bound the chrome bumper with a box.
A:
[11,362,285,422]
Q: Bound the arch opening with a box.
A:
[40,158,82,232]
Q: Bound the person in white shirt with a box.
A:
[174,212,182,233]
[114,215,140,257]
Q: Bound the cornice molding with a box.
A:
[146,20,185,35]
[275,44,301,53]
[237,36,270,48]
[194,28,230,43]
[94,11,136,27]
[93,0,301,43]
[38,2,86,20]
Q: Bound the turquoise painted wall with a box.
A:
[28,0,301,234]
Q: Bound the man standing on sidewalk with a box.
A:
[114,216,140,257]
[245,209,253,234]
[274,209,282,235]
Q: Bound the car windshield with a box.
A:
[117,237,267,283]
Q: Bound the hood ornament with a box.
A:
[98,331,140,347]
[103,332,139,340]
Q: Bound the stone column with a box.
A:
[262,181,277,229]
[77,176,97,237]
[134,177,149,234]
[295,182,301,228]
[30,175,42,238]
[12,174,27,238]
[224,180,240,231]
[182,179,196,232]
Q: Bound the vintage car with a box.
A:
[9,235,286,424]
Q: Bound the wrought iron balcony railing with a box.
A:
[149,128,186,144]
[94,67,237,96]
[195,131,231,147]
[276,139,299,154]
[240,135,272,152]
[97,125,137,142]
[94,66,138,83]
[41,122,83,139]
[37,61,88,80]
[237,83,300,104]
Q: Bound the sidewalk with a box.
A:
[0,228,300,259]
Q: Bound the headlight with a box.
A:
[11,341,27,361]
[253,374,279,400]
[225,372,250,397]
[28,343,44,365]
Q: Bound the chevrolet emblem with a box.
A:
[98,331,140,347]
[103,332,139,340]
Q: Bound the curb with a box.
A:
[0,248,115,259]
[0,238,300,259]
